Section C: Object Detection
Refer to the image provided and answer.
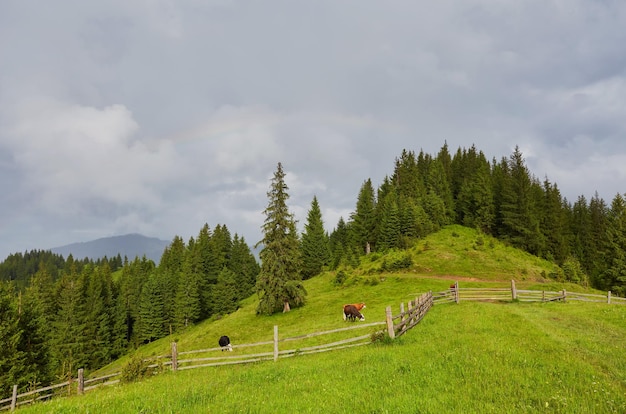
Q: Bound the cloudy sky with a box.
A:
[1,0,625,260]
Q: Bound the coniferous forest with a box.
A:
[1,143,626,395]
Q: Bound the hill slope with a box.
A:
[17,225,626,413]
[51,233,169,264]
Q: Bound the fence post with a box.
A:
[10,384,17,412]
[385,306,395,339]
[171,342,178,372]
[562,289,567,302]
[542,290,545,302]
[511,279,517,300]
[400,302,405,323]
[273,325,279,362]
[77,368,84,395]
[608,291,612,304]
[454,281,459,304]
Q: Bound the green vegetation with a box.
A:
[17,298,626,413]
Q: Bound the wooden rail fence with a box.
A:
[430,280,626,306]
[385,291,434,339]
[1,321,384,412]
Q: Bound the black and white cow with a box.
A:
[218,335,233,351]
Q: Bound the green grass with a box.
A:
[14,224,625,413]
[18,301,626,413]
[358,225,561,281]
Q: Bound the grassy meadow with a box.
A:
[14,225,626,413]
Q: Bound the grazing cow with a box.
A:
[342,303,366,321]
[343,304,365,322]
[218,335,233,351]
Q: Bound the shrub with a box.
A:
[333,270,347,286]
[121,355,152,383]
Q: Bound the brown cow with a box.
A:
[342,303,366,320]
[343,304,365,321]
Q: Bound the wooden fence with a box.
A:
[385,292,434,339]
[1,321,384,412]
[431,280,626,306]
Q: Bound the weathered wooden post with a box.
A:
[273,325,279,362]
[400,302,405,324]
[77,368,84,395]
[171,342,178,372]
[608,291,612,304]
[454,281,460,304]
[542,290,545,302]
[511,279,517,300]
[10,384,17,412]
[385,306,395,339]
[562,289,567,302]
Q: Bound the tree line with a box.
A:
[325,144,626,295]
[2,143,626,395]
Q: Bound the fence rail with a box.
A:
[1,320,384,412]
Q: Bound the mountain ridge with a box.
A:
[50,233,170,264]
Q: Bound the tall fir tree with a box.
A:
[228,234,260,300]
[349,179,377,254]
[51,261,88,377]
[211,268,239,315]
[0,282,24,394]
[256,162,306,315]
[137,273,167,343]
[601,193,626,295]
[173,253,202,329]
[300,196,330,279]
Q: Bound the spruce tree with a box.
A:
[602,193,626,295]
[228,234,260,299]
[256,162,306,315]
[300,196,330,279]
[212,268,239,315]
[350,179,377,254]
[0,282,24,394]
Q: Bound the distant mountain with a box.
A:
[50,234,170,264]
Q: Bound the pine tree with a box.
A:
[378,191,401,250]
[256,162,306,315]
[300,196,330,279]
[329,217,349,269]
[211,268,239,315]
[51,262,88,377]
[498,147,543,254]
[0,282,24,394]
[601,193,626,295]
[228,234,260,299]
[137,273,167,342]
[173,256,202,329]
[350,179,377,254]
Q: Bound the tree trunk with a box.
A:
[283,301,291,313]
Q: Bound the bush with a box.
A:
[333,270,347,286]
[121,355,155,383]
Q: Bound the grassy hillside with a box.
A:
[93,225,587,375]
[20,301,626,413]
[17,225,625,413]
[356,225,561,281]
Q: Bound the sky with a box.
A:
[1,0,626,260]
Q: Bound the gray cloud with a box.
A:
[1,0,625,258]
